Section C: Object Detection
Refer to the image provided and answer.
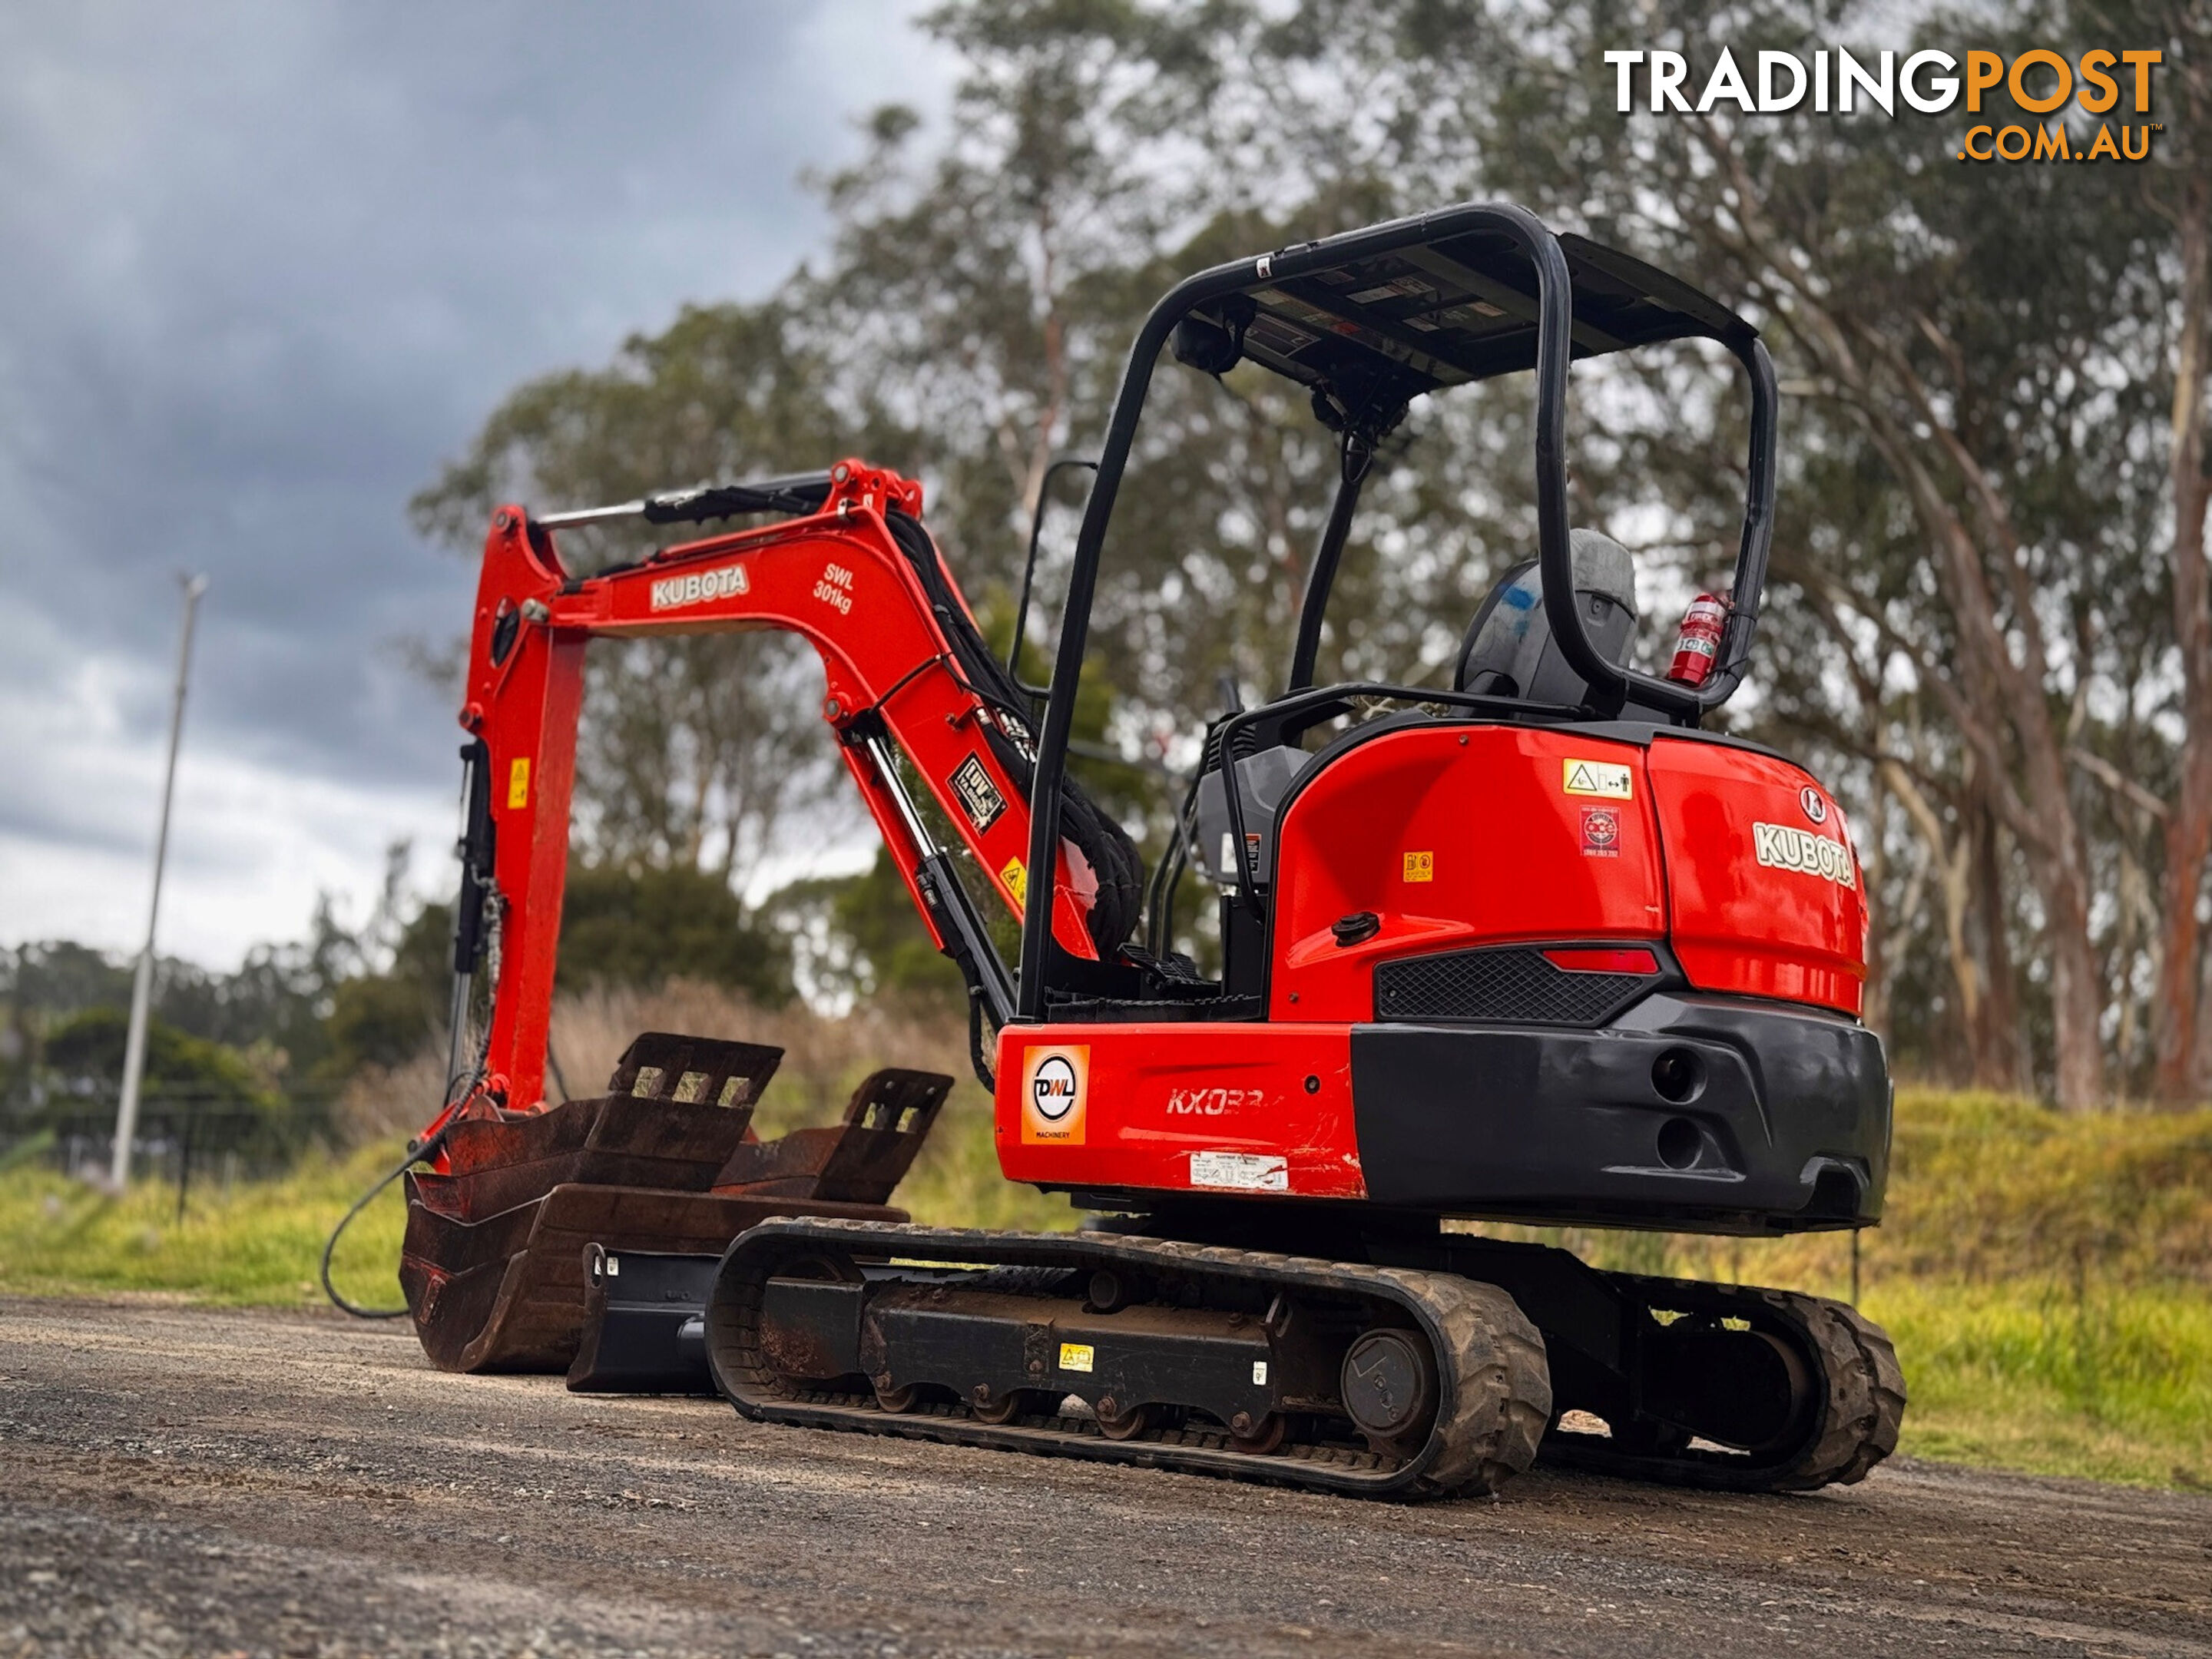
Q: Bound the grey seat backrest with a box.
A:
[1454,530,1640,706]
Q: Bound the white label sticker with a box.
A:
[1252,1360,1269,1386]
[649,561,749,611]
[1563,758,1634,800]
[1189,1151,1290,1192]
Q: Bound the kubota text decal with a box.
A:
[1753,822,1857,888]
[648,561,748,611]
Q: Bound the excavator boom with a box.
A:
[439,459,1104,1131]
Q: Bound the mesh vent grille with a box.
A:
[1373,946,1650,1026]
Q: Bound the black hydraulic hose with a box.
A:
[318,1122,454,1320]
[1142,760,1209,959]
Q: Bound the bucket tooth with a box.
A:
[713,1068,952,1205]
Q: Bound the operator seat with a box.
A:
[1455,528,1640,704]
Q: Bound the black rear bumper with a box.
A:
[1349,993,1889,1233]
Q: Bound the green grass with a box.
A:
[0,1137,411,1311]
[0,1097,1067,1313]
[2,1088,2207,1492]
[881,1096,1074,1233]
[1868,1278,2212,1489]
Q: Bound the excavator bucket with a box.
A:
[399,1033,950,1374]
[713,1067,949,1204]
[562,1066,952,1393]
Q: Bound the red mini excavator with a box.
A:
[388,201,1902,1502]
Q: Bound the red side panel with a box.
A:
[1268,727,1666,1022]
[993,1024,1366,1200]
[1647,737,1866,1015]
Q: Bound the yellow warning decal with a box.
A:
[1402,850,1434,882]
[1000,856,1028,905]
[507,757,531,810]
[1059,1342,1094,1373]
[1563,758,1633,800]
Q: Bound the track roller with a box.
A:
[705,1219,1552,1501]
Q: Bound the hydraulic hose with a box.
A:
[317,1122,453,1320]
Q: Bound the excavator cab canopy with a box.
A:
[1013,202,1781,1018]
[1169,225,1758,432]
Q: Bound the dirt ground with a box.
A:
[2,1298,2207,1659]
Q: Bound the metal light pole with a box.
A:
[109,574,208,1192]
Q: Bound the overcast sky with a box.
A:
[0,2,952,969]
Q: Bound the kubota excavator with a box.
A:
[376,201,1902,1502]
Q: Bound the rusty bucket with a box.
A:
[399,1031,950,1374]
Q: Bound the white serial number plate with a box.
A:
[1189,1151,1289,1192]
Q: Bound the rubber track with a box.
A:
[1542,1272,1906,1492]
[707,1220,1551,1502]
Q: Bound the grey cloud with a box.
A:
[0,1,945,953]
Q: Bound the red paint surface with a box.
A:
[1269,727,1667,1021]
[430,462,1104,1137]
[994,1024,1366,1200]
[1647,737,1867,1015]
[1543,945,1661,974]
[436,462,1871,1205]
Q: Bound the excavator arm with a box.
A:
[431,459,1109,1134]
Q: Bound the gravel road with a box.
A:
[2,1296,2207,1658]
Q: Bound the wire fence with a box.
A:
[1,1094,346,1214]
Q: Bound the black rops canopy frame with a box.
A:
[1013,200,1780,1021]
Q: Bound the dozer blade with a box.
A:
[559,1069,954,1392]
[714,1068,949,1204]
[565,1246,721,1394]
[398,1031,952,1375]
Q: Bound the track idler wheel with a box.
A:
[1227,1411,1288,1455]
[968,1386,1045,1426]
[1342,1327,1438,1458]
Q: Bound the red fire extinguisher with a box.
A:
[1668,593,1729,685]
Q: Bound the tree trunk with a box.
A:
[2044,866,2109,1110]
[1967,786,2026,1092]
[1687,127,2107,1104]
[1880,757,1984,1075]
[2157,161,2212,1098]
